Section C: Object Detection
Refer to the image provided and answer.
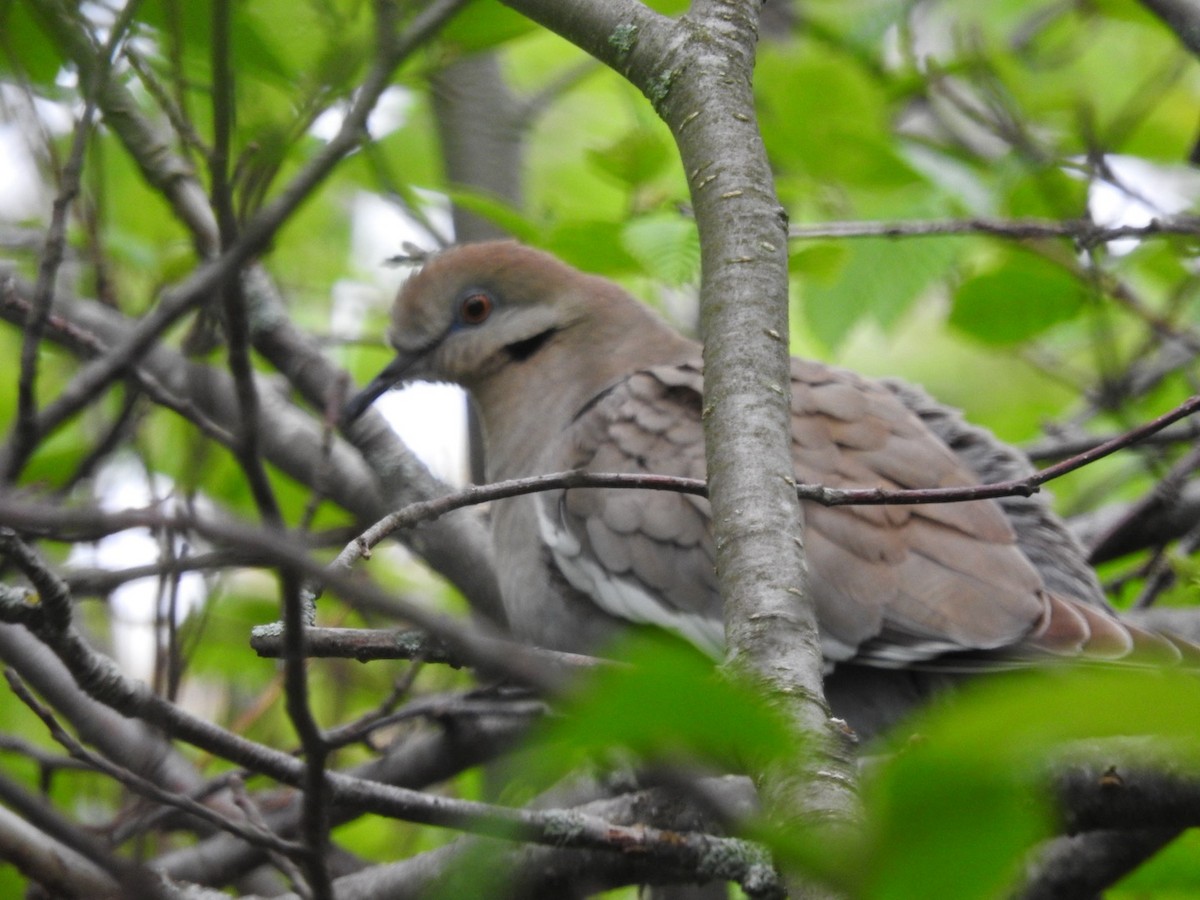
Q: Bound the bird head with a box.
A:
[342,241,595,422]
[343,240,695,428]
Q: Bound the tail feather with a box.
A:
[979,589,1195,668]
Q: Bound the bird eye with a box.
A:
[459,291,493,325]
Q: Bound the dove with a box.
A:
[346,241,1180,734]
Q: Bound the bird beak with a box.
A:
[341,354,414,425]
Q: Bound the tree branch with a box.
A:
[504,0,859,852]
[788,215,1200,248]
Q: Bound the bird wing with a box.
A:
[789,358,1061,664]
[538,357,1157,667]
[537,363,724,656]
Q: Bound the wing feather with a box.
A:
[535,356,1152,668]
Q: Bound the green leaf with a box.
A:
[587,129,672,187]
[1001,164,1089,220]
[138,1,292,85]
[521,631,796,790]
[789,242,850,283]
[440,186,541,243]
[244,0,371,91]
[861,755,1048,900]
[440,0,537,54]
[757,44,920,189]
[185,592,280,682]
[621,213,700,285]
[1111,829,1200,897]
[854,666,1200,899]
[950,256,1086,345]
[895,666,1200,765]
[544,220,640,275]
[801,237,958,349]
[0,3,62,84]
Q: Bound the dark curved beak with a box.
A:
[341,355,414,425]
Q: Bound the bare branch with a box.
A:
[6,669,306,859]
[788,215,1200,248]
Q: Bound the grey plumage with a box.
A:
[349,240,1182,733]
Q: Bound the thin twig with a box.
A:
[334,392,1200,562]
[0,572,780,897]
[19,0,470,462]
[788,215,1200,248]
[5,669,307,859]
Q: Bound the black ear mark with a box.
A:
[505,328,557,362]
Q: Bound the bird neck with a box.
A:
[473,294,698,481]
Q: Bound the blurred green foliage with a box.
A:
[1,0,1198,895]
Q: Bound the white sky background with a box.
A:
[322,92,470,489]
[0,123,45,219]
[1087,155,1200,254]
[323,188,469,489]
[4,49,1200,679]
[64,457,211,679]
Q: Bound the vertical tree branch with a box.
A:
[503,0,860,873]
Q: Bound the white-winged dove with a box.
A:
[347,241,1181,734]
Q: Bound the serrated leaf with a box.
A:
[620,213,700,285]
[801,237,957,349]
